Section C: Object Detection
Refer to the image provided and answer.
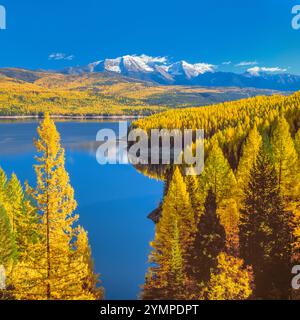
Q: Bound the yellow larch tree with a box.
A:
[236,125,262,199]
[271,116,299,200]
[12,113,101,300]
[142,167,195,299]
[205,253,252,300]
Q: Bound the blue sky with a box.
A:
[0,0,300,74]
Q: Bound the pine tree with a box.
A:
[205,253,252,300]
[200,141,236,204]
[240,146,292,299]
[271,116,299,200]
[12,113,101,300]
[189,189,226,285]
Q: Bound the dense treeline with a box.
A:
[137,92,300,299]
[0,114,103,300]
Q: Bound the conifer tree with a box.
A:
[271,116,299,199]
[167,219,185,299]
[142,214,186,300]
[161,167,196,257]
[74,227,104,300]
[0,168,8,209]
[189,189,226,284]
[218,199,240,256]
[142,168,194,299]
[294,128,300,157]
[199,141,236,204]
[0,169,36,259]
[205,253,252,300]
[0,167,7,190]
[0,206,17,300]
[5,174,23,233]
[0,206,17,271]
[185,173,202,221]
[12,113,101,300]
[236,125,262,196]
[240,146,292,299]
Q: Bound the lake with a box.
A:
[0,120,163,300]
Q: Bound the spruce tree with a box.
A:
[190,189,226,284]
[240,146,292,299]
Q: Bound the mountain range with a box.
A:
[0,65,288,116]
[62,54,300,91]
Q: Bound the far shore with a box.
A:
[0,115,145,120]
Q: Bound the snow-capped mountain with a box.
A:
[63,54,300,91]
[168,60,215,79]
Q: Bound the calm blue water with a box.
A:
[0,120,163,300]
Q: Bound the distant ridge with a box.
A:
[60,54,300,92]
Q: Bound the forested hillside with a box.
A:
[0,68,285,116]
[134,91,300,299]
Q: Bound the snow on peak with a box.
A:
[193,63,216,74]
[169,60,215,78]
[88,54,215,78]
[104,57,122,73]
[122,55,154,73]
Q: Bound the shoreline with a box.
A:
[0,115,144,120]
